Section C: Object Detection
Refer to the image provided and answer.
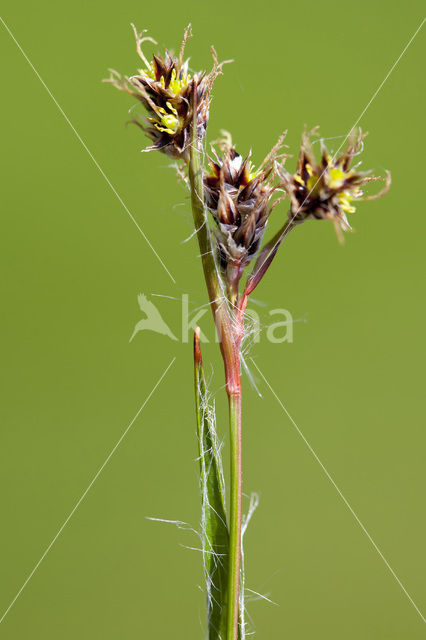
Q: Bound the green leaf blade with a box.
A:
[194,329,229,639]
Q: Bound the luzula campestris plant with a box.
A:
[106,25,390,640]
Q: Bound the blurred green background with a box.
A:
[1,1,425,638]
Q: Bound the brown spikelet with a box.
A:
[204,135,281,296]
[104,25,226,160]
[276,127,391,235]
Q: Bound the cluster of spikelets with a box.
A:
[203,135,284,298]
[105,24,225,159]
[105,24,390,294]
[277,127,391,240]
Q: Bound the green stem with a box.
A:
[227,389,242,640]
[187,130,221,307]
[188,91,243,640]
[187,92,237,390]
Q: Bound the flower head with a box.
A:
[204,133,286,295]
[277,128,391,239]
[105,25,224,160]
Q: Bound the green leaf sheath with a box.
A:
[194,330,229,639]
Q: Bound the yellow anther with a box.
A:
[141,61,190,95]
[168,67,191,95]
[307,175,320,193]
[306,163,314,178]
[165,101,178,116]
[150,102,179,135]
[339,192,356,213]
[141,63,156,80]
[326,166,348,189]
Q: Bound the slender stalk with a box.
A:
[188,89,243,640]
[244,217,295,298]
[187,124,221,308]
[226,389,242,640]
[188,92,239,392]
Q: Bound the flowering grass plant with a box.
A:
[106,24,390,640]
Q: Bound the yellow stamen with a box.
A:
[140,63,156,79]
[306,163,314,178]
[307,175,320,193]
[149,102,179,135]
[326,165,348,189]
[141,63,191,95]
[339,192,356,213]
[168,67,191,95]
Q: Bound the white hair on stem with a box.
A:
[196,368,228,637]
[239,492,260,638]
